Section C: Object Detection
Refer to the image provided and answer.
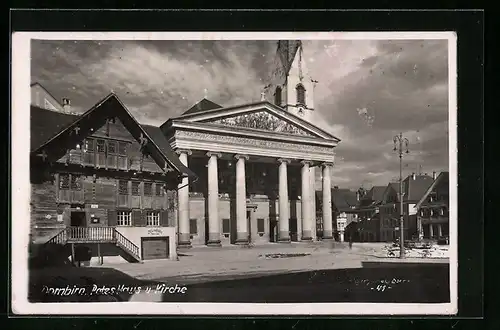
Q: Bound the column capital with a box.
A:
[234,154,249,161]
[206,151,222,158]
[176,149,193,156]
[277,158,291,164]
[300,160,314,166]
[322,162,334,168]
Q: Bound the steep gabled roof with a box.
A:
[31,105,78,151]
[382,182,400,203]
[30,82,64,109]
[331,188,358,212]
[403,174,434,201]
[30,94,197,180]
[182,98,223,115]
[415,172,449,209]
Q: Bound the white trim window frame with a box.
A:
[146,211,160,227]
[117,210,132,226]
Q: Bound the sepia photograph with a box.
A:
[11,31,457,315]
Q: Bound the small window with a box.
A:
[222,218,230,235]
[96,139,105,153]
[146,211,160,226]
[59,174,70,190]
[85,138,94,152]
[118,180,128,195]
[118,142,128,155]
[440,208,444,216]
[131,181,140,196]
[155,183,164,196]
[70,175,82,190]
[144,182,153,196]
[257,218,265,234]
[107,141,117,154]
[117,211,132,226]
[296,84,306,105]
[189,219,198,235]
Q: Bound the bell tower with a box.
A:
[264,40,316,122]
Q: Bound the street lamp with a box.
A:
[393,132,410,259]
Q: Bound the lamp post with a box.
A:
[393,132,409,259]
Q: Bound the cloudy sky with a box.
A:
[30,37,450,190]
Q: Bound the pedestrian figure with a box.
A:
[349,235,353,249]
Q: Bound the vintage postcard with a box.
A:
[11,31,457,315]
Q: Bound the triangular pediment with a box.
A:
[207,110,315,137]
[175,102,340,141]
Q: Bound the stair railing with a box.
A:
[114,230,141,260]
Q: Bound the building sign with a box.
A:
[147,228,163,236]
[90,204,99,209]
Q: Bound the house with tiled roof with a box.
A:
[415,171,450,240]
[378,173,435,242]
[30,83,197,263]
[356,186,386,242]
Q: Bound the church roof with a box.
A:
[182,98,223,115]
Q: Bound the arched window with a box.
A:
[274,86,282,106]
[296,84,306,105]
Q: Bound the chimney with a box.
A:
[432,171,437,180]
[412,172,416,180]
[62,98,71,112]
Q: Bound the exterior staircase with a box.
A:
[44,227,142,263]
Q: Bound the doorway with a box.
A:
[247,210,252,243]
[71,211,86,227]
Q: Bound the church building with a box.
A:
[29,40,342,262]
[163,40,341,247]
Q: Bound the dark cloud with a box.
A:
[30,38,450,189]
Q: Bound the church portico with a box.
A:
[159,41,341,248]
[162,101,340,248]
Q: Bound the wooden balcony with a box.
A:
[66,226,116,243]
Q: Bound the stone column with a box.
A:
[417,217,424,240]
[234,154,249,244]
[176,149,192,247]
[309,166,317,240]
[429,223,434,238]
[437,223,443,237]
[278,158,291,242]
[206,152,222,246]
[322,163,334,240]
[301,160,313,241]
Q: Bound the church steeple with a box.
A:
[264,40,315,122]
